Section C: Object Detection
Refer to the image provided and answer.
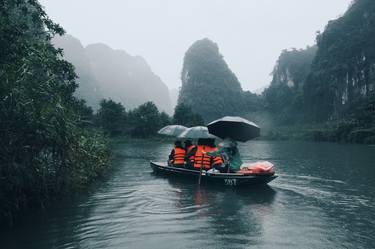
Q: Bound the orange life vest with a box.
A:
[186,145,196,164]
[173,147,186,165]
[194,145,212,170]
[210,147,224,166]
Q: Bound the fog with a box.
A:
[40,0,352,91]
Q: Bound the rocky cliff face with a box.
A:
[270,46,317,91]
[53,35,172,113]
[264,0,375,123]
[263,46,317,123]
[304,0,375,121]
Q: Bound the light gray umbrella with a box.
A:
[158,125,188,137]
[178,126,216,139]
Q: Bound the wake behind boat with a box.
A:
[150,161,278,187]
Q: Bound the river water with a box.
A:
[2,141,375,249]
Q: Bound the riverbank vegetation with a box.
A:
[0,0,111,226]
[0,0,206,226]
[263,94,375,144]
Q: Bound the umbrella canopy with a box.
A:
[207,116,260,142]
[178,126,216,139]
[158,125,188,137]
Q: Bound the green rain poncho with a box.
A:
[207,146,243,171]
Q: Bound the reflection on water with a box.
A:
[1,141,375,249]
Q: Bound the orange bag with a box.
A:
[238,161,275,175]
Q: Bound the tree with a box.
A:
[159,111,172,127]
[263,46,317,124]
[129,102,162,137]
[173,103,204,127]
[303,0,375,121]
[0,0,109,225]
[96,99,127,136]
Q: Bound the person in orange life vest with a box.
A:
[184,140,196,168]
[193,138,213,170]
[206,139,224,171]
[168,140,186,167]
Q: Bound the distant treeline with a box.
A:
[94,100,204,137]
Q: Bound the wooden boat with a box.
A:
[150,161,278,187]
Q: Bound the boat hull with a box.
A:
[150,162,278,187]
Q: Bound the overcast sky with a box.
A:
[40,0,352,91]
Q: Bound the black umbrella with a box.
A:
[207,116,260,142]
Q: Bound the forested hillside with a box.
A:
[178,38,261,121]
[53,35,173,113]
[304,0,375,121]
[263,0,375,143]
[264,46,317,123]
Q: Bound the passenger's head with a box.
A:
[174,140,183,148]
[219,139,237,148]
[198,138,210,146]
[197,138,205,146]
[184,139,193,148]
[207,138,216,147]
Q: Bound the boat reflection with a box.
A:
[164,176,277,247]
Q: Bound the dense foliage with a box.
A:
[172,103,204,127]
[128,102,166,138]
[0,0,110,225]
[262,0,375,143]
[304,0,375,122]
[96,99,127,136]
[309,93,375,144]
[263,46,317,123]
[96,100,172,138]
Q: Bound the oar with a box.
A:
[198,148,205,185]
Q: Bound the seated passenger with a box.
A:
[193,138,212,171]
[206,139,225,172]
[168,141,186,167]
[206,140,241,173]
[184,140,196,169]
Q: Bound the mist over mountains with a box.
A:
[53,35,172,113]
[176,0,374,143]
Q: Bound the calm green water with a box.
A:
[2,141,375,249]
